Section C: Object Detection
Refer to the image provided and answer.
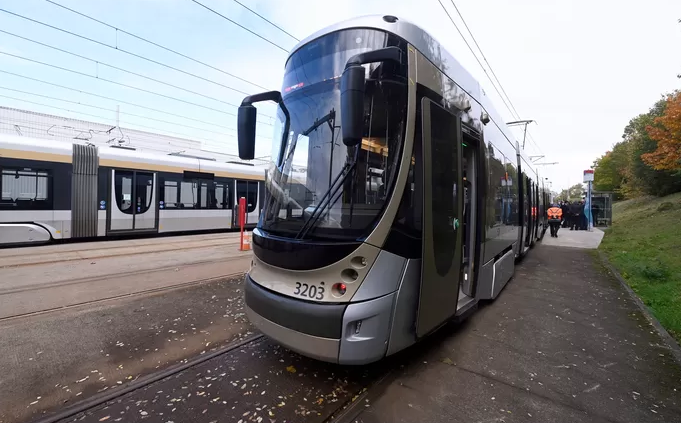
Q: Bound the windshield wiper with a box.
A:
[295,147,359,240]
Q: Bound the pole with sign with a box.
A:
[583,169,594,231]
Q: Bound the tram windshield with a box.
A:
[261,29,408,240]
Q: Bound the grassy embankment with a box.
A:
[599,192,681,343]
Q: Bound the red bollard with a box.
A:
[239,197,250,251]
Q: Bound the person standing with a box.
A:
[569,201,582,230]
[547,203,563,238]
[592,203,601,227]
[561,201,570,228]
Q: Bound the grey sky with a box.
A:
[0,0,679,190]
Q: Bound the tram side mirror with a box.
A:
[340,64,366,147]
[341,46,402,147]
[237,90,284,160]
[237,105,257,160]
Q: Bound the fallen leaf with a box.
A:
[286,366,296,374]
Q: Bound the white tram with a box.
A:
[0,134,271,246]
[236,15,551,364]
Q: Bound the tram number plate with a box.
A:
[293,282,325,300]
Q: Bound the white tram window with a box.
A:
[163,181,179,208]
[180,181,196,208]
[1,169,50,202]
[200,182,208,209]
[214,183,229,209]
[114,171,133,214]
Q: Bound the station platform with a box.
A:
[342,240,681,423]
[541,226,605,249]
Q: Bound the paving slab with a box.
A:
[542,227,604,249]
[345,246,681,423]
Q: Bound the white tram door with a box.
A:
[108,169,158,233]
[233,180,259,227]
[416,99,464,338]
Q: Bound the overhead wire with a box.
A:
[0,69,232,130]
[0,71,274,137]
[0,116,244,159]
[43,0,271,92]
[230,0,300,41]
[0,29,243,110]
[448,0,521,121]
[0,50,244,118]
[436,0,518,122]
[0,1,303,158]
[0,86,233,137]
[439,0,545,155]
[449,1,544,155]
[0,9,269,105]
[189,0,290,53]
[0,93,232,145]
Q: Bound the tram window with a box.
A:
[163,180,179,208]
[236,180,247,206]
[135,173,153,214]
[504,161,518,224]
[235,180,257,212]
[114,171,133,214]
[200,182,209,208]
[247,182,257,213]
[180,181,196,208]
[1,168,52,209]
[215,183,226,209]
[486,143,508,228]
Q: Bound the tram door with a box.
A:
[416,99,464,338]
[108,169,158,233]
[233,180,259,227]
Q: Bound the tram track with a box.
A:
[0,233,240,258]
[0,254,248,297]
[0,267,248,322]
[28,334,267,423]
[31,332,396,423]
[0,236,242,269]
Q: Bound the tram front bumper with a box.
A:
[244,274,395,365]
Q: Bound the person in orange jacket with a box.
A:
[547,203,563,238]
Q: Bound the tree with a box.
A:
[642,91,681,171]
[557,189,569,201]
[593,141,628,198]
[568,183,585,200]
[618,96,681,197]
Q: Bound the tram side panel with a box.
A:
[0,154,73,244]
[475,137,520,300]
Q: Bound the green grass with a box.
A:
[600,192,681,343]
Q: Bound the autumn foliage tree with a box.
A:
[642,91,681,171]
[592,91,681,199]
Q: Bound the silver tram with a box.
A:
[236,15,551,364]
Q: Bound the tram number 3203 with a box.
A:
[293,282,325,300]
